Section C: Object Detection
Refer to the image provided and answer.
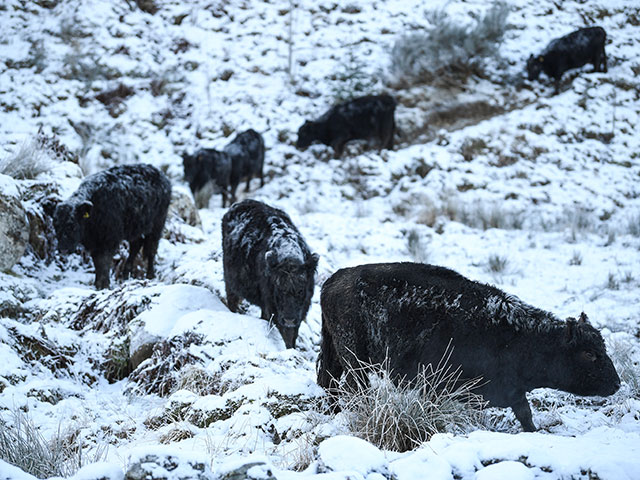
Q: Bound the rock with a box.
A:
[21,179,62,261]
[318,436,390,478]
[0,174,29,272]
[219,462,276,480]
[125,450,212,480]
[170,185,202,228]
[163,186,204,244]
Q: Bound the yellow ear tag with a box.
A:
[539,56,544,62]
[83,212,90,219]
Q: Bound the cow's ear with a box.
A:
[308,253,319,270]
[565,320,577,346]
[77,201,93,220]
[538,56,544,62]
[265,250,277,269]
[578,312,589,324]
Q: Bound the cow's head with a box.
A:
[526,54,544,80]
[53,200,93,253]
[560,313,620,397]
[296,121,318,150]
[264,250,319,348]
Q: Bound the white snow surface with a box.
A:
[1,0,640,479]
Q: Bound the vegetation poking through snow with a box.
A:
[0,407,105,478]
[388,1,509,86]
[128,331,208,396]
[333,351,486,452]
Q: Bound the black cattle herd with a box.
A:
[51,27,620,431]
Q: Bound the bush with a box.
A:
[332,350,485,452]
[388,1,509,86]
[0,408,104,478]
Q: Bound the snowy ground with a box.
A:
[1,0,640,479]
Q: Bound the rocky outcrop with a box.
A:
[0,174,29,272]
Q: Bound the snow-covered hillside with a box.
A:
[1,0,639,479]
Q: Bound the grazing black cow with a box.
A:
[296,94,396,158]
[223,129,265,203]
[527,26,607,93]
[222,199,318,349]
[53,164,171,290]
[182,149,232,208]
[318,262,620,432]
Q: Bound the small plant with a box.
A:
[174,365,222,396]
[388,1,509,86]
[406,228,429,263]
[486,254,508,274]
[569,251,583,266]
[128,331,207,396]
[0,137,52,180]
[332,349,485,452]
[606,272,620,290]
[0,408,105,478]
[460,137,488,162]
[329,46,377,103]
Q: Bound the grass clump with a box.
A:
[332,350,485,452]
[0,408,105,478]
[486,254,508,274]
[388,1,509,87]
[406,228,429,263]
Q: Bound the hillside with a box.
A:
[1,0,640,479]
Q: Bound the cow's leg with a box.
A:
[245,177,251,192]
[226,291,240,312]
[332,138,348,158]
[229,182,238,206]
[123,238,144,279]
[221,190,228,208]
[92,251,113,290]
[511,394,536,432]
[143,230,162,280]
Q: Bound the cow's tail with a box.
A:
[316,315,342,390]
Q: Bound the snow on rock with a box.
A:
[0,460,38,480]
[474,461,534,480]
[124,446,212,480]
[317,436,389,478]
[68,462,124,480]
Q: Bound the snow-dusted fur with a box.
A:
[527,26,607,93]
[182,148,232,208]
[223,129,265,203]
[222,199,318,349]
[296,94,396,158]
[318,262,620,432]
[53,164,171,289]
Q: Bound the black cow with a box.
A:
[182,149,232,208]
[222,199,318,349]
[296,94,396,158]
[53,164,171,290]
[527,26,607,93]
[318,262,620,432]
[223,129,265,203]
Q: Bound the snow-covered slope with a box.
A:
[1,0,639,479]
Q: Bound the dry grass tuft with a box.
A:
[332,348,486,452]
[0,408,105,478]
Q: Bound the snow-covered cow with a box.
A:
[222,199,318,349]
[182,148,232,208]
[296,94,396,158]
[223,129,265,203]
[318,262,620,431]
[53,164,171,290]
[527,26,607,93]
